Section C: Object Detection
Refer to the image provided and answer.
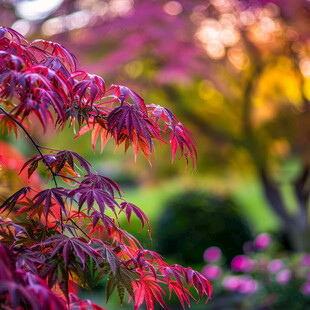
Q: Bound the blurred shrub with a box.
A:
[155,190,253,265]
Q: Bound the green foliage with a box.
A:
[264,279,308,310]
[155,190,253,265]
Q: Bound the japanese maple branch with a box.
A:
[0,106,58,187]
[67,218,91,240]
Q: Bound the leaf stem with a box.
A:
[54,173,82,184]
[37,145,61,152]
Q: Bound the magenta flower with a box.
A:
[301,282,310,295]
[202,264,222,280]
[231,255,255,272]
[203,247,222,263]
[301,254,310,267]
[222,276,240,291]
[238,276,258,294]
[268,259,283,273]
[222,275,258,294]
[276,269,291,285]
[254,233,270,250]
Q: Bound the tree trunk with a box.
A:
[260,166,310,252]
[287,225,310,252]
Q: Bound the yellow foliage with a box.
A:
[255,57,302,107]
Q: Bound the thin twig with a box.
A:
[67,218,90,240]
[0,106,58,187]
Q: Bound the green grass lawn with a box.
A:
[232,180,280,233]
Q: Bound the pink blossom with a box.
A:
[238,276,258,294]
[276,269,291,285]
[301,254,310,267]
[202,264,222,280]
[231,255,255,272]
[254,233,270,250]
[268,259,283,273]
[301,282,310,295]
[222,275,258,294]
[222,276,240,291]
[203,247,222,263]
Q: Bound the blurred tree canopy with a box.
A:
[3,0,310,250]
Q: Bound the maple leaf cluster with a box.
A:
[0,27,209,309]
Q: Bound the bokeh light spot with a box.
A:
[205,42,225,59]
[300,58,310,78]
[125,61,144,78]
[163,1,182,16]
[109,0,133,16]
[11,19,30,36]
[228,47,249,70]
[16,0,63,21]
[42,17,65,36]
